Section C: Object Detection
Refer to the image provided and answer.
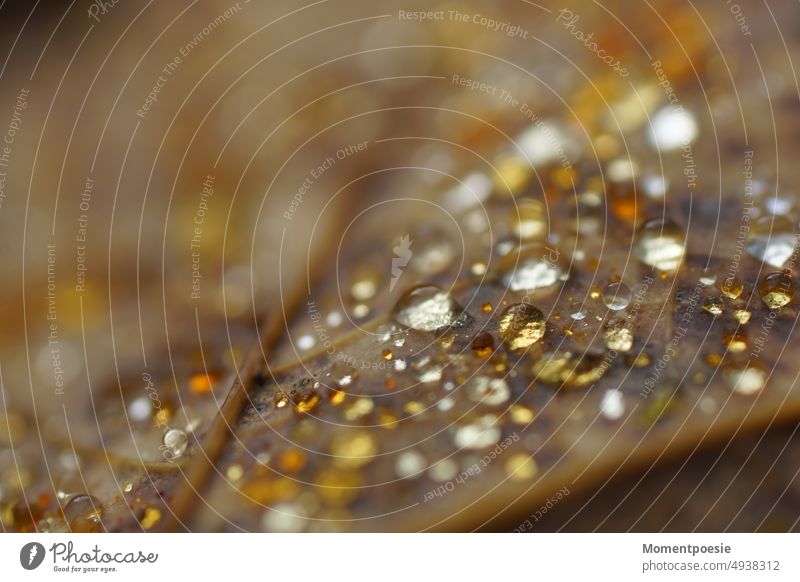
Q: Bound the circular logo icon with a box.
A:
[20,542,46,570]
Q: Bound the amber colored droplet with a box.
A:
[471,332,495,357]
[723,332,747,353]
[241,477,299,505]
[188,373,214,394]
[733,309,751,325]
[315,470,362,506]
[702,296,724,316]
[631,353,651,368]
[498,303,546,351]
[327,387,346,405]
[64,495,103,533]
[279,449,307,474]
[505,454,538,482]
[294,392,321,414]
[482,302,493,313]
[509,403,535,424]
[382,349,393,361]
[385,378,397,390]
[274,393,289,408]
[758,272,795,309]
[140,507,161,530]
[705,353,722,366]
[720,276,743,299]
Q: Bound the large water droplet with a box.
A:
[633,218,686,272]
[499,243,568,292]
[758,272,795,309]
[746,215,798,268]
[392,285,463,332]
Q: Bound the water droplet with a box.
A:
[505,454,538,481]
[128,397,152,422]
[733,309,751,324]
[331,362,357,387]
[412,226,454,275]
[471,332,495,357]
[509,403,535,424]
[648,106,699,151]
[725,363,767,395]
[351,270,379,301]
[570,310,586,321]
[723,332,747,353]
[602,281,631,310]
[720,276,743,299]
[492,153,532,195]
[140,507,161,530]
[699,271,717,286]
[702,296,724,315]
[758,272,795,308]
[64,494,103,532]
[532,351,609,389]
[391,285,463,332]
[262,503,307,533]
[395,450,426,479]
[746,216,798,268]
[633,218,686,272]
[453,415,501,449]
[294,392,321,414]
[510,199,548,240]
[331,431,378,468]
[603,322,633,352]
[163,429,188,459]
[465,377,510,406]
[499,243,568,292]
[498,304,546,350]
[600,389,625,421]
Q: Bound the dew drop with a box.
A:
[746,216,798,269]
[758,272,795,309]
[602,281,632,310]
[391,285,463,332]
[720,276,743,299]
[498,304,546,351]
[465,376,510,406]
[509,199,548,241]
[633,218,686,272]
[499,243,568,292]
[163,429,188,459]
[702,296,724,316]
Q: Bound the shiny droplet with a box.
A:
[509,199,548,241]
[391,285,462,332]
[702,296,724,315]
[465,377,510,406]
[600,389,625,421]
[532,351,609,389]
[498,304,546,351]
[505,454,538,481]
[602,281,632,311]
[723,332,747,353]
[633,218,686,272]
[758,272,795,309]
[453,415,501,449]
[720,276,743,299]
[330,431,378,469]
[746,216,798,269]
[499,243,568,292]
[725,363,767,395]
[471,332,495,357]
[648,106,698,151]
[733,309,751,324]
[603,322,633,352]
[163,429,188,459]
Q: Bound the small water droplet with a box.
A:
[725,363,767,395]
[720,276,743,299]
[509,199,548,240]
[465,376,510,406]
[603,322,633,352]
[648,106,699,151]
[331,362,357,387]
[453,415,501,449]
[392,285,463,332]
[746,216,798,268]
[498,304,546,350]
[633,218,686,272]
[733,309,751,324]
[499,243,568,292]
[600,389,625,421]
[723,332,747,353]
[758,272,795,309]
[702,296,724,315]
[471,332,495,357]
[163,429,188,458]
[602,281,632,310]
